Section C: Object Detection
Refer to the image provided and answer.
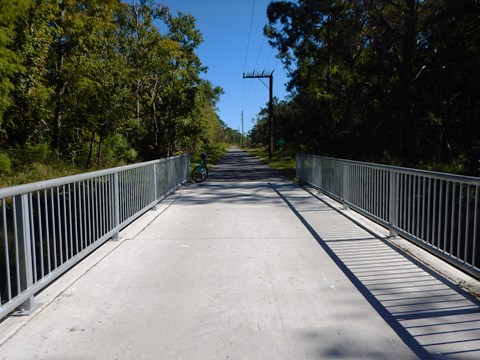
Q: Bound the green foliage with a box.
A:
[190,142,229,169]
[0,145,79,187]
[0,152,12,174]
[205,143,229,164]
[103,133,137,165]
[262,0,480,175]
[0,0,234,185]
[0,0,29,126]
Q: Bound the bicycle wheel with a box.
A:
[191,166,208,183]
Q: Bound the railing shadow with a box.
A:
[272,183,480,359]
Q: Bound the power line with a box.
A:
[243,0,256,74]
[263,46,275,70]
[253,35,266,71]
[242,0,257,124]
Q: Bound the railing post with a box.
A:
[185,155,190,183]
[112,173,120,240]
[343,163,350,210]
[389,171,399,237]
[168,157,175,195]
[152,163,160,210]
[14,194,35,314]
[317,157,323,193]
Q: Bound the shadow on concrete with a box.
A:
[271,183,480,360]
[189,148,480,358]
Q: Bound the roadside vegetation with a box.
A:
[0,1,240,188]
[250,1,480,176]
[189,142,229,172]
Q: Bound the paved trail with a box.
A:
[1,148,480,359]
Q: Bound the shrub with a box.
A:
[103,134,138,165]
[204,142,229,163]
[0,152,12,174]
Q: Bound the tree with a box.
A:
[265,0,480,172]
[0,0,30,141]
[1,0,231,173]
[265,0,367,156]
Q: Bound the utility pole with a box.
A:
[243,70,274,158]
[241,111,244,148]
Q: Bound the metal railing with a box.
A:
[0,155,189,319]
[297,154,480,278]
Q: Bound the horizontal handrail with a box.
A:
[0,155,190,319]
[298,154,480,185]
[0,159,172,198]
[297,154,480,279]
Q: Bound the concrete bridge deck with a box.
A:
[1,148,480,359]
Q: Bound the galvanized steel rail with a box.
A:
[0,155,189,319]
[297,154,480,279]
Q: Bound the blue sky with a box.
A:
[159,0,290,134]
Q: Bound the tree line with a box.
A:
[0,0,236,173]
[251,0,480,174]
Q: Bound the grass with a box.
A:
[245,146,297,181]
[0,160,84,188]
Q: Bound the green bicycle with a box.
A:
[191,153,208,183]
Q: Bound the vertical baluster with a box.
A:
[465,185,471,263]
[101,177,105,237]
[73,182,79,253]
[456,184,463,258]
[113,172,120,239]
[415,176,419,237]
[12,199,21,295]
[67,184,73,258]
[2,199,12,301]
[50,188,57,269]
[57,187,63,264]
[421,177,426,242]
[86,180,91,246]
[473,186,478,267]
[427,178,432,245]
[443,181,450,252]
[450,183,456,255]
[400,174,405,230]
[44,190,51,273]
[95,178,99,241]
[29,194,37,282]
[82,181,87,249]
[434,180,439,248]
[408,174,412,234]
[37,192,44,279]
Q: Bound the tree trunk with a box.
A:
[399,0,418,165]
[86,132,95,168]
[97,134,103,165]
[53,2,66,153]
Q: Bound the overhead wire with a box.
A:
[263,46,275,70]
[243,0,256,74]
[253,36,266,72]
[242,0,257,115]
[245,41,273,113]
[242,0,281,130]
